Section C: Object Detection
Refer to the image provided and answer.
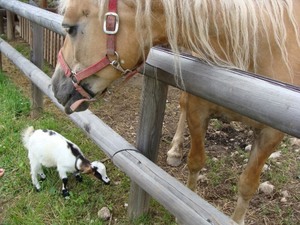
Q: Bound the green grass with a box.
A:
[0,71,175,225]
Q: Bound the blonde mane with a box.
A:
[60,0,300,78]
[136,0,299,72]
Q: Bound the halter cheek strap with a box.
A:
[58,0,140,112]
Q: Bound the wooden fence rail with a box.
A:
[146,48,300,138]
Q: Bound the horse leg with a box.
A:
[186,95,209,191]
[167,92,187,166]
[231,127,284,225]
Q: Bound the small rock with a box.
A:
[269,151,281,159]
[262,164,270,173]
[245,145,252,152]
[212,157,218,162]
[290,138,300,147]
[230,121,244,132]
[230,151,238,157]
[281,190,289,198]
[280,197,287,203]
[247,130,253,136]
[197,174,208,183]
[259,181,274,195]
[97,207,111,221]
[280,143,287,148]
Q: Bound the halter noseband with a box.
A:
[58,0,139,112]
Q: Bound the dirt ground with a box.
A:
[2,38,300,224]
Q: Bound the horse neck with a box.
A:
[150,0,300,86]
[149,0,255,70]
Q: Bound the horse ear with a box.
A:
[82,165,93,174]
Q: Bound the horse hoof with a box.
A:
[167,156,182,167]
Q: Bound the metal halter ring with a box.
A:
[108,51,133,76]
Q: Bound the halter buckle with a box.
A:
[103,12,119,35]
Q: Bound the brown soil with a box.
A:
[2,38,300,225]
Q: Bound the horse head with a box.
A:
[52,0,163,114]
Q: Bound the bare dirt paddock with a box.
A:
[3,38,300,225]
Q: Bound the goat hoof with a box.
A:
[75,175,83,182]
[62,189,70,198]
[35,187,41,192]
[40,174,46,181]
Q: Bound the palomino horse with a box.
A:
[52,0,300,224]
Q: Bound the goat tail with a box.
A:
[21,126,35,148]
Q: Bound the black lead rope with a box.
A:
[111,148,141,161]
[74,155,81,172]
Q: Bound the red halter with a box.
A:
[58,0,139,112]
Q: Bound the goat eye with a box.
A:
[62,24,78,36]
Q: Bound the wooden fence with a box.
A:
[1,1,300,225]
[19,15,64,67]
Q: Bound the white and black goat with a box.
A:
[22,126,110,198]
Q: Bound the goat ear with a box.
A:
[82,165,93,174]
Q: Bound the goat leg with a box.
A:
[62,177,70,198]
[74,172,83,182]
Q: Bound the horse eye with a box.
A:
[62,24,78,36]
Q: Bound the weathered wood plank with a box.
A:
[0,9,5,35]
[128,75,168,219]
[30,21,44,118]
[6,10,14,40]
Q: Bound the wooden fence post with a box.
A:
[128,73,169,219]
[6,10,14,40]
[0,9,5,35]
[30,21,44,118]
